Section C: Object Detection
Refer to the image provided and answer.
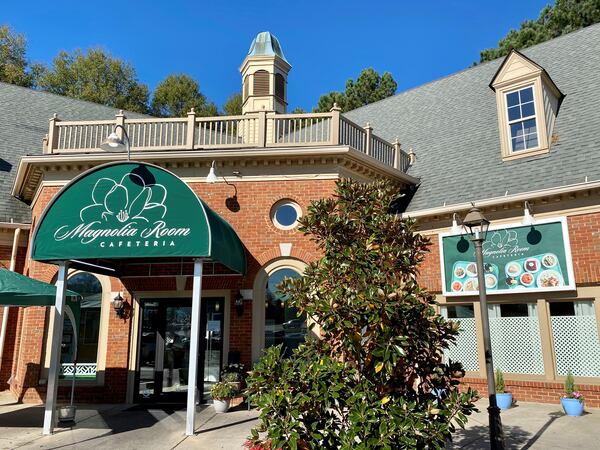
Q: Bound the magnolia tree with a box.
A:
[246,179,478,450]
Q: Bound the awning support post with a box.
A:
[43,260,69,435]
[186,258,204,436]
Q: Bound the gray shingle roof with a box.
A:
[0,83,147,223]
[345,24,600,212]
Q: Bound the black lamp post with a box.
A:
[461,206,505,450]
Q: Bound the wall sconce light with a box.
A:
[451,212,462,235]
[206,161,218,184]
[112,292,126,319]
[235,291,244,317]
[522,201,535,225]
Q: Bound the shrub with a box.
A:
[563,371,584,402]
[221,363,246,383]
[211,381,237,400]
[495,369,506,393]
[246,179,478,450]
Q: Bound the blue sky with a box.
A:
[4,0,550,111]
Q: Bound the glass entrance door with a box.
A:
[136,297,224,403]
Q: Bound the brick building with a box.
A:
[1,25,600,429]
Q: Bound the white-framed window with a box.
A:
[251,259,308,362]
[60,272,103,380]
[506,86,539,153]
[271,200,301,230]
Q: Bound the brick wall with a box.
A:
[462,377,600,408]
[6,178,336,402]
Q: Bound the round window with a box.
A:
[271,200,301,230]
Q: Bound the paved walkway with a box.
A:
[1,391,598,449]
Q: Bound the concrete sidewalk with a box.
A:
[1,391,599,449]
[0,391,259,449]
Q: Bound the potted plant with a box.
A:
[561,371,585,416]
[221,363,246,392]
[211,381,237,413]
[495,369,512,410]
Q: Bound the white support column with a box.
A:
[43,261,69,435]
[186,259,204,436]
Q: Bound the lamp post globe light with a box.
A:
[100,125,131,160]
[461,206,505,450]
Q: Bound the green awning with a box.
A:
[0,268,80,307]
[30,162,246,274]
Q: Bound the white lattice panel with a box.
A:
[60,363,97,376]
[445,318,480,372]
[551,316,600,377]
[489,317,544,374]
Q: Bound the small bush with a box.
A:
[210,381,237,400]
[563,371,584,402]
[495,369,506,393]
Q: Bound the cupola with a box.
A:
[240,32,291,114]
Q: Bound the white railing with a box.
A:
[44,108,412,172]
[60,362,97,377]
[269,113,332,146]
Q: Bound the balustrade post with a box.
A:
[364,122,373,156]
[47,114,60,154]
[329,103,341,144]
[187,108,196,150]
[393,138,402,170]
[115,110,126,139]
[257,111,267,147]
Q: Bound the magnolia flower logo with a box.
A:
[483,230,518,252]
[80,173,167,223]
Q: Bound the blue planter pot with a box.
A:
[561,397,584,416]
[496,393,513,410]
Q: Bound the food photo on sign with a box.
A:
[439,217,576,296]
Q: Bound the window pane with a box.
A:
[510,122,523,138]
[508,105,521,121]
[490,303,545,374]
[441,306,479,371]
[550,302,575,316]
[61,272,103,380]
[265,268,305,357]
[521,102,535,118]
[550,301,600,376]
[512,137,525,151]
[507,91,519,107]
[523,119,537,135]
[520,87,533,103]
[500,303,529,317]
[525,134,538,149]
[446,305,475,319]
[275,204,298,227]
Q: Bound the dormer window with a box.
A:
[506,86,538,152]
[490,50,564,161]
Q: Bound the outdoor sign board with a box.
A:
[31,162,246,274]
[439,217,575,296]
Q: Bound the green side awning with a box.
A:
[0,268,80,307]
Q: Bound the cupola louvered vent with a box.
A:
[275,73,285,101]
[253,70,270,96]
